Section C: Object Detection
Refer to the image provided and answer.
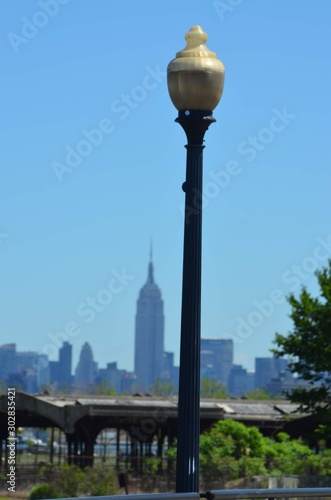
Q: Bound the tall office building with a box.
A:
[255,355,293,390]
[228,364,249,397]
[200,338,233,387]
[58,341,72,389]
[134,252,164,391]
[75,342,95,390]
[0,344,16,382]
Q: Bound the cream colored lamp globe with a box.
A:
[167,25,225,112]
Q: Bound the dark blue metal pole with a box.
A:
[175,110,215,493]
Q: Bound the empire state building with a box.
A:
[134,252,164,391]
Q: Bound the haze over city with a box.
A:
[1,1,330,373]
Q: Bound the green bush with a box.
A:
[200,455,238,486]
[200,420,266,461]
[199,419,331,482]
[28,483,59,500]
[265,433,313,475]
[83,465,118,496]
[35,463,119,497]
[56,464,85,498]
[237,456,268,477]
[298,454,331,475]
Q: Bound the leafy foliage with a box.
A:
[244,388,272,400]
[84,465,118,496]
[200,378,227,398]
[200,420,266,460]
[0,381,7,395]
[198,420,331,484]
[273,261,331,430]
[264,432,313,474]
[150,378,175,397]
[28,483,59,500]
[35,464,119,498]
[56,464,85,497]
[95,380,117,395]
[200,420,267,485]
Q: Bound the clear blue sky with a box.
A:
[1,1,330,374]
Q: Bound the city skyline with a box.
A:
[0,336,295,397]
[0,248,300,396]
[2,239,330,374]
[1,2,330,373]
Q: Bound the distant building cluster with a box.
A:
[0,254,301,397]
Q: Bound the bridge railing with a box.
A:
[205,487,331,499]
[59,494,200,500]
[48,488,331,500]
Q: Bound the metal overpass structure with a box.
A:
[0,392,315,468]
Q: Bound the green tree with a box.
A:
[39,385,53,395]
[168,419,331,485]
[264,432,313,475]
[244,388,272,400]
[150,378,175,397]
[200,378,227,398]
[94,381,116,395]
[273,261,331,431]
[200,420,266,460]
[199,420,267,485]
[28,483,59,499]
[301,450,331,475]
[37,464,118,497]
[83,465,118,496]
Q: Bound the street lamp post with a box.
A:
[167,26,225,493]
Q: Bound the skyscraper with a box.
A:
[255,355,293,390]
[0,344,16,382]
[134,251,164,392]
[75,342,95,390]
[58,341,72,389]
[200,338,233,387]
